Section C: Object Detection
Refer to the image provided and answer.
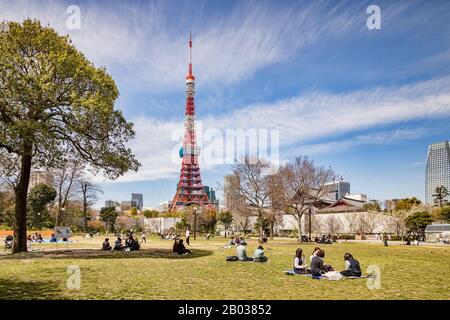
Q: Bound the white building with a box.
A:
[227,211,398,236]
[143,217,181,234]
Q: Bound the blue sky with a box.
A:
[2,0,450,208]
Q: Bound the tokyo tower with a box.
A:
[169,34,211,212]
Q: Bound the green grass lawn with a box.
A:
[0,236,449,300]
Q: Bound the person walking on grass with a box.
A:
[141,232,147,244]
[383,233,388,247]
[186,227,190,246]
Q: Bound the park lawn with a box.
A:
[0,237,449,300]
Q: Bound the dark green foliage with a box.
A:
[26,183,56,229]
[405,212,434,235]
[99,207,119,232]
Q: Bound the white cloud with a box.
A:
[104,76,450,182]
[0,0,380,92]
[296,128,428,156]
[2,1,450,183]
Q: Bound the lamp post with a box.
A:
[193,206,198,240]
[308,209,312,242]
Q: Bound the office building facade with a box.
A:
[324,180,351,201]
[425,141,450,204]
[131,193,144,211]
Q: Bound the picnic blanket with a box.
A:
[284,270,372,280]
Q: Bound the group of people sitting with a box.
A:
[102,234,140,251]
[293,247,361,278]
[27,233,44,243]
[225,236,247,248]
[226,237,268,262]
[313,234,336,244]
[172,237,191,255]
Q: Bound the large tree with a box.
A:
[405,212,434,237]
[0,20,140,252]
[277,156,335,242]
[232,157,271,243]
[218,210,233,237]
[99,207,119,232]
[52,160,83,226]
[433,186,449,208]
[79,179,103,231]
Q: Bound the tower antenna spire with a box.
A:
[187,32,194,80]
[189,31,192,64]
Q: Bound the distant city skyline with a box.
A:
[3,1,450,208]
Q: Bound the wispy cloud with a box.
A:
[0,0,416,93]
[297,128,428,156]
[102,76,450,182]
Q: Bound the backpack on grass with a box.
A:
[226,256,238,261]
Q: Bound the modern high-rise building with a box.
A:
[324,179,351,201]
[131,193,144,211]
[105,200,116,208]
[204,186,219,210]
[425,141,450,204]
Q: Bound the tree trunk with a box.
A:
[297,217,303,243]
[269,219,274,240]
[83,194,88,231]
[13,148,32,253]
[259,223,263,244]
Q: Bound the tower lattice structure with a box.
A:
[169,35,211,212]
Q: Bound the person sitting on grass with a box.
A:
[253,245,268,262]
[114,237,124,250]
[176,239,191,255]
[130,237,140,251]
[293,248,308,274]
[310,247,321,263]
[238,237,247,246]
[173,238,180,253]
[102,238,112,251]
[50,233,57,243]
[236,241,252,261]
[340,253,361,277]
[310,249,332,278]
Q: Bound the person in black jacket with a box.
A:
[310,249,326,277]
[102,238,112,250]
[176,239,191,255]
[340,253,362,277]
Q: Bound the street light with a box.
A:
[193,206,198,240]
[308,209,312,242]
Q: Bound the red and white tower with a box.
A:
[169,34,211,212]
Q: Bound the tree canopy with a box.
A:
[27,183,57,229]
[99,207,119,232]
[405,212,434,235]
[394,197,422,212]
